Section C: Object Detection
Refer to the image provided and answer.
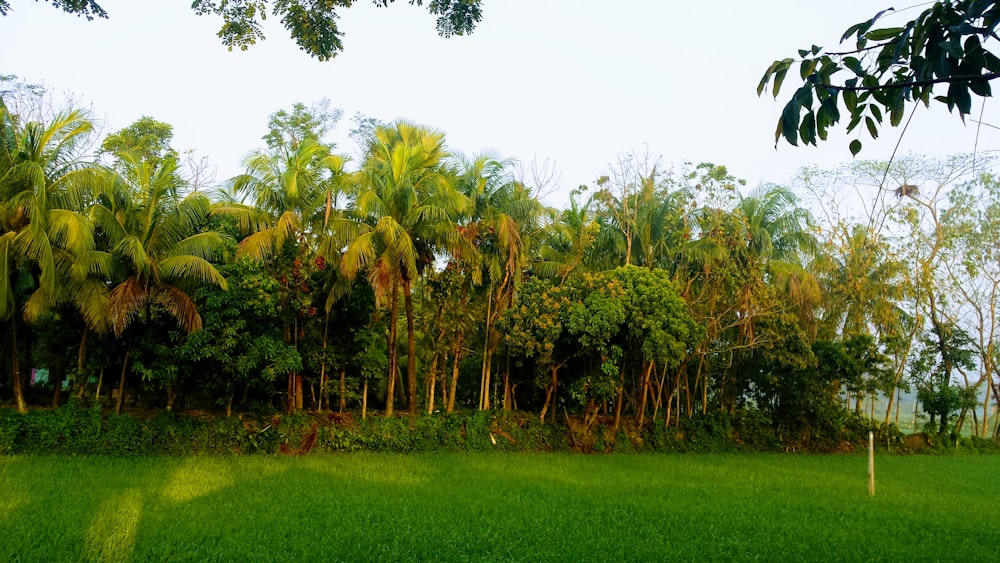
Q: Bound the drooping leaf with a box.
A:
[849,139,863,156]
[865,27,904,41]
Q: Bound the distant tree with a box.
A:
[215,134,349,412]
[263,100,342,152]
[910,322,978,435]
[100,117,177,167]
[1,0,483,61]
[500,276,575,423]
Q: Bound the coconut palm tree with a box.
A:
[0,104,97,412]
[535,188,605,282]
[91,151,228,413]
[340,121,470,415]
[219,137,349,262]
[709,184,819,413]
[737,183,820,324]
[214,136,349,411]
[451,152,545,410]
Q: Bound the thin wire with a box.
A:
[973,97,986,177]
[867,103,920,239]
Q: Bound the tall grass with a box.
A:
[1,453,997,561]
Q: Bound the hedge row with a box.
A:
[1,400,996,455]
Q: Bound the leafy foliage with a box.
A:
[189,0,483,60]
[0,0,107,19]
[759,1,1000,155]
[99,116,177,167]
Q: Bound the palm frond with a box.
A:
[46,208,94,257]
[108,276,147,336]
[0,233,15,320]
[367,254,397,307]
[158,255,228,289]
[152,284,202,333]
[72,277,111,333]
[171,231,231,263]
[211,201,274,235]
[236,228,277,261]
[114,235,152,279]
[340,231,378,280]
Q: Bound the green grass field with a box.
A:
[1,453,997,562]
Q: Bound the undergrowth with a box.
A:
[0,400,996,456]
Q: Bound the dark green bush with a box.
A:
[0,408,23,453]
[101,411,152,455]
[1,404,993,456]
[678,412,736,453]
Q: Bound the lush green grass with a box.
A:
[1,453,997,562]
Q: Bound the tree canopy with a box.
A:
[759,1,1000,155]
[1,0,483,60]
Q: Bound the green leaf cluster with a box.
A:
[760,1,1000,155]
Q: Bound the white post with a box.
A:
[867,431,875,496]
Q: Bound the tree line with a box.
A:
[1,77,998,443]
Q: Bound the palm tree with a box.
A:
[0,104,96,413]
[91,151,228,413]
[219,137,349,262]
[451,152,544,410]
[340,121,470,415]
[535,188,604,282]
[737,183,820,324]
[214,136,349,411]
[711,184,818,413]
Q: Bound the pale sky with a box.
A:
[3,1,997,205]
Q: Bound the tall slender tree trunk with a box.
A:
[427,304,446,414]
[539,365,559,424]
[651,362,668,421]
[339,367,346,413]
[883,327,917,425]
[440,355,450,411]
[925,294,954,435]
[362,377,369,420]
[684,364,693,418]
[665,369,680,428]
[691,353,706,415]
[479,288,493,410]
[982,364,993,437]
[447,331,464,414]
[426,351,439,415]
[74,327,89,399]
[115,347,131,415]
[95,367,104,401]
[612,368,625,434]
[295,319,303,411]
[286,317,302,413]
[502,367,512,411]
[385,280,399,417]
[10,316,27,414]
[403,278,418,415]
[636,360,655,427]
[894,387,902,427]
[319,314,330,412]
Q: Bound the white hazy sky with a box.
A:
[3,1,998,205]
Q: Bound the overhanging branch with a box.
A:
[820,71,1000,92]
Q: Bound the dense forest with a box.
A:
[1,75,998,447]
